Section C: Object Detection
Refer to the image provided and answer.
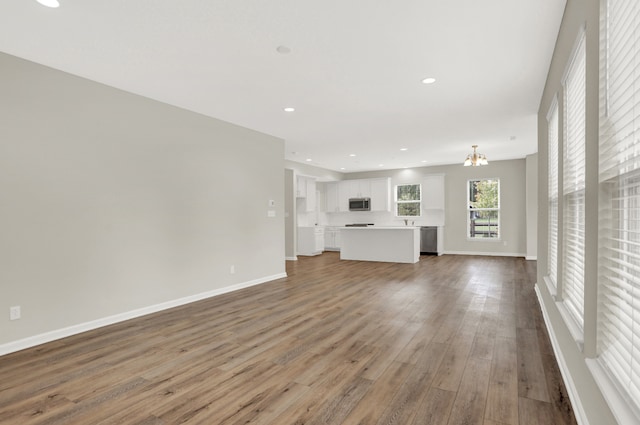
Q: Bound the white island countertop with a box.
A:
[340,226,420,263]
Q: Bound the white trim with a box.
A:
[587,359,640,425]
[525,255,538,261]
[0,272,287,357]
[547,93,559,121]
[285,256,298,261]
[561,25,587,85]
[556,297,585,351]
[443,250,525,258]
[543,275,559,301]
[535,284,590,425]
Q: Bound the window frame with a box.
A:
[547,96,560,292]
[560,28,587,337]
[466,178,500,241]
[395,183,422,217]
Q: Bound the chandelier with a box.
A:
[463,145,489,166]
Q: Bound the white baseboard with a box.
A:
[285,256,298,261]
[444,250,526,258]
[0,272,287,357]
[526,255,538,261]
[534,283,590,425]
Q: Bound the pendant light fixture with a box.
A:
[463,145,489,166]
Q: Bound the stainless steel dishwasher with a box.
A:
[420,226,438,255]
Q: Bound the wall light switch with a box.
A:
[268,200,276,207]
[267,210,276,218]
[9,306,21,321]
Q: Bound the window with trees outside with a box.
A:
[468,179,499,239]
[396,184,421,217]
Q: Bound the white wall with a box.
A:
[0,53,286,349]
[284,169,296,259]
[526,153,538,260]
[345,159,528,257]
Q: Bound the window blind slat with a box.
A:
[598,0,640,418]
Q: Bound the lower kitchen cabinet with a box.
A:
[297,226,324,256]
[324,227,341,251]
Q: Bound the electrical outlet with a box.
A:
[230,265,235,274]
[9,306,21,321]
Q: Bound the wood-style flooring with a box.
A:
[0,253,577,425]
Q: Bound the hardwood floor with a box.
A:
[0,253,577,425]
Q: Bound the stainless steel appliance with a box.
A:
[420,226,438,255]
[348,198,371,211]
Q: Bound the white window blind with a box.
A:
[562,31,586,333]
[598,0,640,416]
[548,101,559,290]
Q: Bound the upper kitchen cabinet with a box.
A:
[422,174,445,225]
[325,178,390,213]
[296,176,317,212]
[326,182,340,212]
[369,178,390,211]
[342,179,371,199]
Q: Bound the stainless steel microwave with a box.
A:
[349,198,371,211]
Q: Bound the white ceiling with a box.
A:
[0,0,566,172]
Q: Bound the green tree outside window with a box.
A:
[468,179,500,238]
[396,184,421,217]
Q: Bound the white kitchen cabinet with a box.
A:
[326,182,339,212]
[422,174,445,225]
[296,176,317,212]
[326,178,390,213]
[314,229,324,252]
[369,178,391,211]
[342,179,370,198]
[337,182,351,212]
[296,176,307,198]
[297,226,324,256]
[324,227,341,251]
[305,179,316,212]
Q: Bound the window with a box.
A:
[396,184,421,216]
[548,99,560,290]
[561,30,586,333]
[598,0,640,417]
[467,179,499,239]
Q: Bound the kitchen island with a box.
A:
[340,226,420,264]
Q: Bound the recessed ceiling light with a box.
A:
[400,148,408,151]
[340,167,346,170]
[284,107,295,112]
[37,0,59,7]
[349,154,356,157]
[305,158,312,162]
[378,164,384,167]
[421,160,428,163]
[422,77,436,84]
[276,45,291,54]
